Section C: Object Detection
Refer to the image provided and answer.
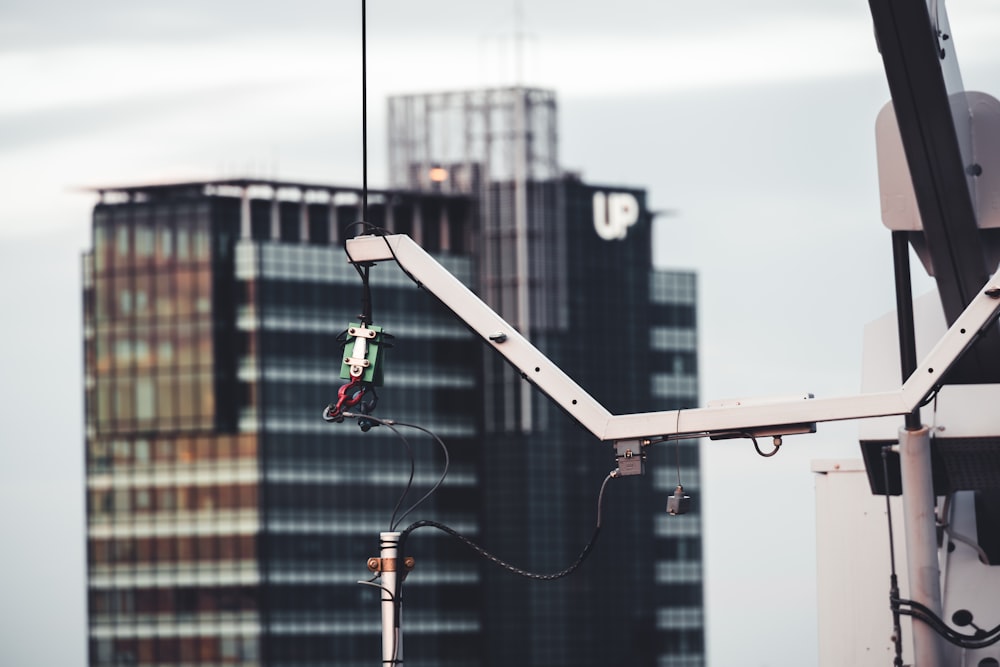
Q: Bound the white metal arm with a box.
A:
[347,233,1000,443]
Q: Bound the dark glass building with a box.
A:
[83,88,703,667]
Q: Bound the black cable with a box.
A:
[361,0,368,222]
[745,432,781,457]
[880,443,1000,653]
[385,422,416,532]
[386,421,450,530]
[342,413,452,531]
[882,445,905,666]
[917,385,941,408]
[895,602,1000,650]
[391,472,615,627]
[341,222,384,327]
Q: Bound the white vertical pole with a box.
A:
[379,531,402,665]
[898,426,945,666]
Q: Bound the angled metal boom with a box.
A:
[347,234,1000,443]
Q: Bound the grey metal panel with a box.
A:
[869,0,1000,382]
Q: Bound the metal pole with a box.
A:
[892,231,921,430]
[379,531,402,665]
[898,426,945,666]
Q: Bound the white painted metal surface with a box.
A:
[346,233,1000,444]
[813,459,913,667]
[898,427,948,666]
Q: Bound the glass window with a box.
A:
[176,228,190,263]
[195,321,213,366]
[155,536,174,563]
[96,638,112,663]
[197,536,218,561]
[134,439,150,464]
[199,637,218,662]
[177,327,195,366]
[135,220,154,258]
[177,536,194,562]
[116,224,130,258]
[177,374,196,420]
[113,538,135,562]
[238,435,257,459]
[96,379,112,426]
[135,376,155,421]
[241,637,259,660]
[196,372,214,421]
[118,288,133,317]
[197,486,216,511]
[156,488,175,512]
[95,277,111,321]
[136,538,153,562]
[137,638,154,663]
[157,339,174,364]
[89,490,112,517]
[134,274,151,318]
[156,375,176,422]
[112,440,131,464]
[177,487,195,512]
[176,439,194,464]
[114,489,131,513]
[135,489,151,512]
[89,440,111,472]
[94,224,108,273]
[238,535,255,560]
[195,270,212,314]
[193,226,211,263]
[114,338,132,365]
[216,435,233,460]
[134,338,151,367]
[90,539,110,564]
[218,485,235,509]
[239,484,258,509]
[175,269,194,316]
[154,438,174,463]
[220,636,238,660]
[194,437,214,462]
[157,226,173,261]
[113,379,135,423]
[179,638,197,662]
[155,272,174,317]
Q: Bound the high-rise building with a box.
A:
[83,88,703,667]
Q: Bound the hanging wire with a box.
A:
[390,471,615,620]
[882,445,906,666]
[361,0,368,221]
[746,432,781,458]
[341,412,451,530]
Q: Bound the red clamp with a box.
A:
[323,376,367,422]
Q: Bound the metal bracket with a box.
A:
[340,322,386,385]
[614,440,648,476]
[367,556,415,577]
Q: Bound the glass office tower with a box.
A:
[84,89,703,667]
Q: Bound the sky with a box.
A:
[3,1,1000,665]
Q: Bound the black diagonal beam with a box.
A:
[869,0,1000,383]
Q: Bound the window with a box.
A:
[116,225,130,258]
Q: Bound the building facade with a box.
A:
[84,88,703,667]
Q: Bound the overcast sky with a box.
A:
[3,2,1000,666]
